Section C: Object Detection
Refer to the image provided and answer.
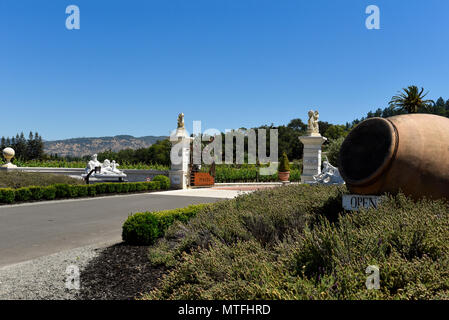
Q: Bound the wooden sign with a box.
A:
[193,172,215,187]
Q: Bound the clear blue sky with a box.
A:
[1,0,448,140]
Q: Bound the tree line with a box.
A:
[0,132,44,161]
[4,86,448,164]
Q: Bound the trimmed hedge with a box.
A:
[152,175,171,189]
[122,204,209,245]
[0,180,170,204]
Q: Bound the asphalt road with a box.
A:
[0,193,222,267]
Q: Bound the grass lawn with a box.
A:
[0,171,84,189]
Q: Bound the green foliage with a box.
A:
[54,183,70,198]
[0,180,168,205]
[15,187,32,202]
[75,185,89,197]
[324,125,348,140]
[141,186,449,300]
[122,204,209,245]
[278,152,290,172]
[28,186,44,200]
[201,164,301,183]
[0,188,15,204]
[325,136,345,167]
[42,186,57,200]
[0,131,44,161]
[389,86,434,114]
[97,139,172,167]
[152,175,170,189]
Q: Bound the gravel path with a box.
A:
[0,241,116,300]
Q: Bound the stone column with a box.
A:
[169,125,192,189]
[299,135,327,183]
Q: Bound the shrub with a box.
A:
[54,183,71,198]
[135,182,147,192]
[76,185,89,197]
[68,185,79,198]
[106,183,117,193]
[152,175,170,189]
[121,183,130,193]
[0,188,15,204]
[143,186,449,300]
[326,136,345,167]
[95,183,107,194]
[122,212,161,245]
[115,183,124,193]
[128,183,137,192]
[278,152,290,172]
[15,187,33,202]
[42,186,57,200]
[0,179,164,205]
[29,186,44,200]
[122,204,209,245]
[148,181,160,190]
[87,185,97,197]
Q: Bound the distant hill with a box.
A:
[44,135,167,157]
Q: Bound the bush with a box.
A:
[278,152,290,172]
[122,212,161,245]
[76,185,89,197]
[54,183,70,198]
[326,136,345,167]
[42,186,57,200]
[122,204,209,245]
[95,183,108,194]
[68,185,79,198]
[15,187,33,202]
[87,185,97,197]
[0,181,164,205]
[28,186,44,200]
[135,182,147,192]
[142,186,449,300]
[0,188,15,204]
[106,183,117,193]
[152,175,170,189]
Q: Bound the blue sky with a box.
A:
[1,0,448,140]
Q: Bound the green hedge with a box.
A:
[0,180,170,205]
[122,204,209,245]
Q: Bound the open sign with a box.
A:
[342,195,381,211]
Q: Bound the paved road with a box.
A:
[0,192,224,267]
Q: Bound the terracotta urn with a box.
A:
[339,114,449,200]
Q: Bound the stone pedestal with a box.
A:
[169,127,192,189]
[299,135,327,183]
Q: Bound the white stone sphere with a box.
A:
[3,147,15,159]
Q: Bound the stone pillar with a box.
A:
[299,135,327,183]
[169,122,192,189]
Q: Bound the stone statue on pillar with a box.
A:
[169,113,192,189]
[299,110,327,183]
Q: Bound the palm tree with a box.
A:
[389,86,434,113]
